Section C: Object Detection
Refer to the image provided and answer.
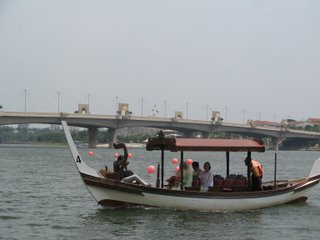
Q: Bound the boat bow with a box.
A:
[61,121,98,177]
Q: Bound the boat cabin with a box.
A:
[146,131,265,191]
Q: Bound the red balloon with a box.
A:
[174,166,180,172]
[128,153,133,158]
[114,153,119,158]
[172,158,178,164]
[147,165,156,174]
[88,151,94,156]
[187,159,193,165]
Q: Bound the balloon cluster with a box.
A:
[171,158,193,172]
[109,153,194,175]
[113,152,133,159]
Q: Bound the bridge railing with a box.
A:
[1,111,320,137]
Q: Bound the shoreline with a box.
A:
[0,142,146,149]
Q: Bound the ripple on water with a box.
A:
[0,215,23,220]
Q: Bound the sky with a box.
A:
[1,0,320,123]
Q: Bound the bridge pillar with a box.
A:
[270,137,283,151]
[106,128,117,148]
[88,127,98,148]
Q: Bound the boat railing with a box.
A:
[185,175,248,192]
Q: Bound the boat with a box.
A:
[161,129,183,138]
[61,121,320,211]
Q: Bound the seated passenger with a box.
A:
[192,161,202,187]
[166,175,176,189]
[199,162,214,191]
[174,162,193,189]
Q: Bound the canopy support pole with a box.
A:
[247,151,252,188]
[161,147,164,188]
[226,151,230,176]
[180,151,184,190]
[274,152,277,188]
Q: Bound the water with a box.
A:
[1,145,320,240]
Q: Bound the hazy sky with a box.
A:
[1,0,319,123]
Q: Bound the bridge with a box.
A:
[1,111,320,149]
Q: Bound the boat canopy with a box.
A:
[146,134,265,152]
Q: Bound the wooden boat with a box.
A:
[62,121,320,211]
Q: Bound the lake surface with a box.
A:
[1,145,320,240]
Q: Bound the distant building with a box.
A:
[307,118,320,126]
[287,121,310,128]
[285,118,320,129]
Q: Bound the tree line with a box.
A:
[0,126,88,144]
[0,126,151,144]
[1,124,319,145]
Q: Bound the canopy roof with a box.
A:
[146,136,265,152]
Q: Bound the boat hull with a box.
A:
[82,174,319,211]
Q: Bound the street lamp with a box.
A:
[22,89,29,112]
[87,93,91,107]
[224,107,228,121]
[56,91,62,112]
[205,105,212,121]
[273,113,277,122]
[242,109,246,123]
[163,100,167,118]
[139,98,144,116]
[185,102,189,119]
[114,96,120,114]
[257,112,261,121]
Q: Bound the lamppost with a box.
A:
[185,102,189,119]
[273,113,277,122]
[23,89,29,112]
[206,105,212,121]
[56,91,62,112]
[139,98,144,116]
[114,96,120,114]
[87,93,91,107]
[224,107,228,121]
[163,100,167,118]
[257,112,261,121]
[242,109,246,123]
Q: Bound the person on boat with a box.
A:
[245,157,264,191]
[192,161,202,187]
[99,165,109,178]
[113,155,133,179]
[165,175,176,189]
[199,162,214,191]
[174,162,193,189]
